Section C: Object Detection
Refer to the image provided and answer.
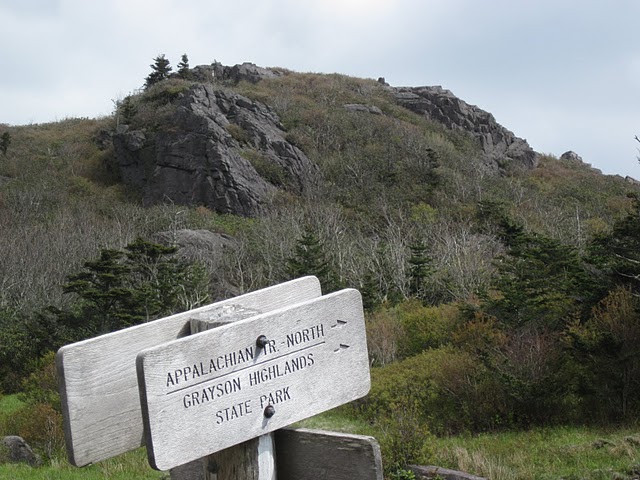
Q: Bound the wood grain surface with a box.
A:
[56,276,321,467]
[137,289,370,471]
[275,428,383,480]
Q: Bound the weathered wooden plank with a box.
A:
[56,276,321,467]
[275,428,383,480]
[188,308,276,480]
[137,289,370,471]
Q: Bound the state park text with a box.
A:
[163,323,328,422]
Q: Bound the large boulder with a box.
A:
[393,86,538,172]
[1,436,41,466]
[114,85,318,216]
[152,229,235,261]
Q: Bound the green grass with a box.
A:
[431,425,640,480]
[0,448,165,479]
[3,396,639,479]
[295,407,378,437]
[0,395,25,416]
[295,410,640,479]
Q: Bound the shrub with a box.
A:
[226,123,250,144]
[241,149,289,187]
[359,346,496,434]
[366,309,403,366]
[1,403,64,460]
[377,397,433,475]
[396,300,461,358]
[20,351,60,411]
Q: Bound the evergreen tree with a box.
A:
[177,53,190,79]
[483,209,592,329]
[0,131,11,155]
[145,54,172,88]
[287,227,337,293]
[59,238,208,337]
[119,96,137,124]
[407,240,433,302]
[62,248,136,334]
[588,193,640,296]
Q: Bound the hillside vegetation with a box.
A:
[1,65,639,475]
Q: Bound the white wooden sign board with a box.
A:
[137,288,370,471]
[56,276,321,467]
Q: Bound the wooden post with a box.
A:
[275,428,383,480]
[138,289,370,475]
[189,306,276,480]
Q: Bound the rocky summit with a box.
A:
[114,81,318,216]
[113,62,540,216]
[393,85,538,172]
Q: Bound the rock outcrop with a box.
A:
[152,229,235,260]
[191,62,284,85]
[559,150,583,164]
[114,84,318,216]
[1,436,41,466]
[343,104,383,115]
[393,86,538,172]
[410,465,487,480]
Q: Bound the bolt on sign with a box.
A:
[56,277,322,467]
[137,288,370,471]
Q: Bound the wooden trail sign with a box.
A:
[137,288,370,471]
[56,276,321,467]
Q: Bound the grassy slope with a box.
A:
[297,411,640,480]
[0,449,164,480]
[4,398,635,480]
[432,425,640,480]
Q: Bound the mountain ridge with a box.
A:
[111,61,541,216]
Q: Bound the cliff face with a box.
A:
[113,82,318,216]
[393,86,538,171]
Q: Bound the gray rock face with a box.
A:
[560,150,583,163]
[410,465,487,480]
[1,436,41,466]
[152,229,235,259]
[114,85,318,216]
[393,86,538,171]
[191,62,283,85]
[343,104,383,115]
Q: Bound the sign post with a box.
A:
[57,278,378,479]
[56,277,321,467]
[136,288,370,471]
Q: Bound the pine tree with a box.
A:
[589,193,640,295]
[59,238,208,337]
[145,54,172,88]
[63,248,135,334]
[119,96,137,124]
[286,227,337,293]
[177,53,190,79]
[407,240,433,302]
[490,229,589,328]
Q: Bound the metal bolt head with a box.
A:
[256,335,269,349]
[264,405,275,418]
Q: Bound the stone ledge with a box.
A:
[409,464,487,480]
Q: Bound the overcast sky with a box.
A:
[1,0,639,178]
